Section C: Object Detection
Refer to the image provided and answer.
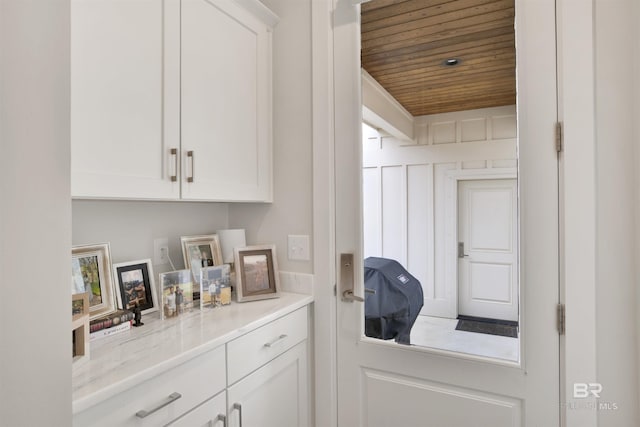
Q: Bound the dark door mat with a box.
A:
[455,315,518,338]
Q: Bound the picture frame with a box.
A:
[71,243,117,319]
[180,234,223,297]
[159,269,194,319]
[72,292,90,321]
[234,244,280,302]
[72,292,90,363]
[200,264,232,309]
[113,259,158,316]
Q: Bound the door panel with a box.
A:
[334,0,559,426]
[459,179,518,321]
[364,369,521,427]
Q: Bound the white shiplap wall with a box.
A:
[363,105,517,318]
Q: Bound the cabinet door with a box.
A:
[166,391,226,427]
[227,342,309,427]
[181,0,272,202]
[71,0,180,199]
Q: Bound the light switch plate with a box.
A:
[288,235,310,261]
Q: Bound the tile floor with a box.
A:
[409,315,520,362]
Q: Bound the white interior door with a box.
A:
[333,0,560,426]
[458,179,518,322]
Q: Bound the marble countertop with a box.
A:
[72,292,313,414]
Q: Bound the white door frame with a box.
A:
[444,168,518,320]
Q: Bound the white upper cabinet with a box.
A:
[181,0,273,202]
[71,0,277,202]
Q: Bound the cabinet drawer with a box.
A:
[73,345,226,427]
[166,390,226,427]
[227,307,307,385]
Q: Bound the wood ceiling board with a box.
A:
[388,68,515,94]
[362,32,514,69]
[362,8,514,50]
[367,44,514,78]
[361,0,516,116]
[362,0,513,38]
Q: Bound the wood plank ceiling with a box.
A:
[361,0,516,117]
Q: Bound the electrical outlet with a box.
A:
[154,238,169,265]
[288,235,310,261]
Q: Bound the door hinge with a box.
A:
[555,122,563,153]
[557,303,566,335]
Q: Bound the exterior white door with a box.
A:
[458,179,518,322]
[333,0,560,426]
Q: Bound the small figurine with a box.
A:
[132,303,144,327]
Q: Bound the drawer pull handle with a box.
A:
[187,150,194,183]
[135,392,182,418]
[215,413,227,427]
[264,334,288,348]
[233,403,243,427]
[170,148,178,182]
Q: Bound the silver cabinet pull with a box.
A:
[264,334,288,348]
[215,413,227,427]
[187,150,194,183]
[170,148,178,182]
[233,403,243,427]
[135,392,182,418]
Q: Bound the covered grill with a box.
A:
[364,257,424,345]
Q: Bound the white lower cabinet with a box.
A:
[166,391,227,427]
[227,342,309,427]
[73,305,310,427]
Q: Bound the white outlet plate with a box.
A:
[288,235,310,261]
[154,238,169,265]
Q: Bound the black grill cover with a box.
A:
[364,257,424,345]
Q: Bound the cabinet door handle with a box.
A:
[233,403,243,427]
[215,413,227,427]
[170,148,178,182]
[187,150,194,183]
[264,334,288,348]
[135,392,182,418]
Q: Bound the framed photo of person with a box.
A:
[200,264,231,309]
[113,259,158,315]
[71,243,117,319]
[234,245,280,302]
[180,234,223,298]
[158,269,194,319]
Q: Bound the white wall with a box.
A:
[0,0,72,425]
[72,201,229,275]
[635,0,640,415]
[363,106,517,318]
[560,0,640,425]
[593,0,639,424]
[228,0,313,275]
